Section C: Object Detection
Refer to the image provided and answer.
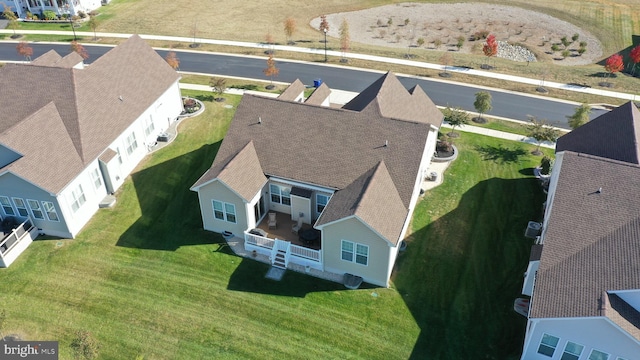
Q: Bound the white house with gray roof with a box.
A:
[0,0,102,19]
[0,35,182,266]
[191,72,443,287]
[520,102,640,360]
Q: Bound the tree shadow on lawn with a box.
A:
[117,142,223,251]
[475,144,527,164]
[226,259,353,297]
[394,177,545,359]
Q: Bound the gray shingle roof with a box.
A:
[305,82,331,106]
[556,102,640,164]
[209,141,267,202]
[0,35,180,194]
[530,151,640,319]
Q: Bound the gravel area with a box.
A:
[311,2,603,66]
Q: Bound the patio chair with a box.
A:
[268,212,277,229]
[292,217,303,233]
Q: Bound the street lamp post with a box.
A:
[323,28,327,62]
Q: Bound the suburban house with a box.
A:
[0,0,103,19]
[0,34,182,267]
[191,72,443,287]
[520,102,640,360]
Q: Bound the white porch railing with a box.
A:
[244,230,322,269]
[0,218,39,268]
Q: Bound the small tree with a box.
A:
[561,49,570,60]
[209,77,227,100]
[88,16,99,40]
[540,156,553,175]
[629,44,640,76]
[283,17,296,45]
[456,35,465,50]
[416,37,425,48]
[264,30,275,54]
[70,330,99,360]
[577,47,586,56]
[526,117,560,155]
[473,91,492,123]
[434,39,442,49]
[404,18,410,27]
[560,36,571,49]
[319,15,329,34]
[550,44,560,53]
[604,53,624,79]
[482,34,497,68]
[263,53,279,88]
[566,103,591,129]
[165,51,179,70]
[2,5,18,38]
[339,18,350,62]
[571,33,579,42]
[442,106,470,138]
[16,41,33,61]
[70,41,89,60]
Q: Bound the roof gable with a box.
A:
[278,79,305,102]
[305,82,331,106]
[316,161,408,244]
[342,71,443,127]
[604,293,640,341]
[210,141,267,201]
[556,102,640,164]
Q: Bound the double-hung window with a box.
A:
[0,196,15,216]
[70,184,86,213]
[12,198,29,217]
[91,168,102,189]
[144,115,155,136]
[270,184,291,206]
[588,350,609,360]
[316,194,329,214]
[561,342,584,360]
[27,200,44,220]
[212,200,236,223]
[341,240,369,266]
[537,334,559,357]
[126,132,138,155]
[43,201,59,221]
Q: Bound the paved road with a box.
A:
[0,43,607,128]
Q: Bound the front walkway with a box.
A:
[225,235,344,284]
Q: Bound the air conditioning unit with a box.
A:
[525,221,542,239]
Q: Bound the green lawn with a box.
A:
[0,91,550,359]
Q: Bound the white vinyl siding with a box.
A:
[270,184,291,206]
[125,132,138,155]
[27,199,44,220]
[43,201,59,222]
[212,200,236,223]
[0,196,15,216]
[144,115,155,136]
[12,198,28,217]
[537,334,559,357]
[341,240,369,266]
[70,184,87,213]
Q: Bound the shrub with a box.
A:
[540,156,553,175]
[88,10,98,17]
[78,10,86,18]
[472,30,489,41]
[436,140,453,153]
[43,10,57,20]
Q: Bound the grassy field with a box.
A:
[0,90,550,359]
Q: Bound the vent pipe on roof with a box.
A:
[258,116,262,124]
[384,140,388,147]
[596,187,602,194]
[119,95,123,102]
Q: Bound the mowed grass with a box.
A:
[0,90,550,359]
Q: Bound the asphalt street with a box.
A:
[0,43,607,128]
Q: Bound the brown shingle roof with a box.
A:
[192,93,432,208]
[202,141,267,202]
[316,161,408,244]
[305,82,331,106]
[530,152,640,319]
[342,71,443,127]
[278,79,305,102]
[556,102,640,164]
[0,35,180,194]
[604,293,640,341]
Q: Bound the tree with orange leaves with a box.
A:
[165,51,180,70]
[70,41,89,60]
[16,42,33,61]
[263,53,279,89]
[482,34,498,68]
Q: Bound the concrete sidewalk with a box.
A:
[1,29,638,102]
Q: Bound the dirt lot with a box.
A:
[312,2,603,65]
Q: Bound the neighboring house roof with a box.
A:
[277,79,305,102]
[0,34,180,194]
[530,151,640,319]
[193,72,441,243]
[305,82,331,106]
[342,72,442,127]
[31,50,84,68]
[556,102,640,164]
[316,161,408,245]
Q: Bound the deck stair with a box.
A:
[271,239,291,269]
